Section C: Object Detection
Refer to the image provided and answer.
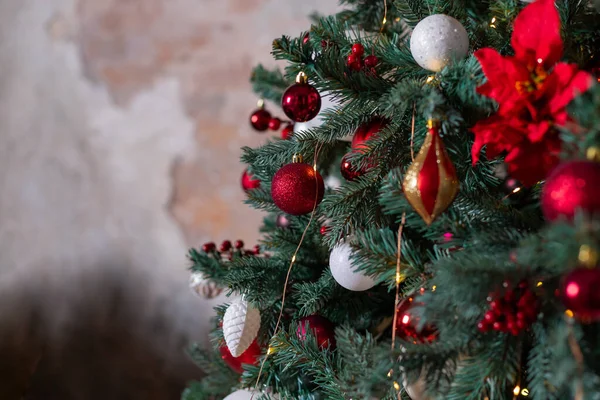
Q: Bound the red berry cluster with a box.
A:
[478,280,539,336]
[202,240,260,260]
[346,43,379,72]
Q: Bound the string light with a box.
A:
[432,285,437,292]
[426,75,435,83]
[565,309,574,318]
[387,369,393,378]
[513,386,521,396]
[267,347,274,355]
[393,382,400,391]
[521,388,529,396]
[536,281,543,287]
[512,187,522,194]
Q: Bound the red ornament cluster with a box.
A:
[202,239,260,259]
[281,123,294,140]
[241,168,261,191]
[478,281,539,335]
[296,315,336,349]
[561,265,600,321]
[346,43,379,73]
[395,298,438,343]
[541,160,600,221]
[249,103,289,135]
[271,158,325,215]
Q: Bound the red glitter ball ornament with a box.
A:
[281,72,321,122]
[271,158,324,215]
[296,315,336,349]
[281,123,294,140]
[220,339,262,373]
[561,266,600,321]
[250,107,271,131]
[340,153,363,181]
[541,160,600,221]
[241,169,261,191]
[395,298,437,343]
[351,118,387,151]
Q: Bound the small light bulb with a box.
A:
[393,382,400,391]
[521,388,529,396]
[267,347,274,355]
[387,369,393,378]
[491,17,497,23]
[291,255,297,263]
[396,273,403,284]
[426,76,435,83]
[512,187,522,194]
[536,281,543,287]
[382,17,387,25]
[513,386,521,396]
[565,309,574,318]
[432,285,437,292]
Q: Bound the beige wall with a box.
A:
[0,0,338,398]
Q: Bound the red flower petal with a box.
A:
[544,63,593,116]
[471,116,527,164]
[475,49,529,110]
[511,0,563,69]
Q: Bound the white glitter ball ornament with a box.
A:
[329,242,377,291]
[410,14,469,72]
[223,299,261,357]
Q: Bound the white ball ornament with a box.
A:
[329,242,377,291]
[410,14,469,72]
[223,298,261,357]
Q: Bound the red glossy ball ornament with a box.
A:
[281,72,321,122]
[296,315,336,349]
[351,118,387,151]
[281,123,294,140]
[250,107,272,132]
[541,160,600,221]
[351,43,365,57]
[271,156,325,215]
[340,153,362,181]
[364,55,379,68]
[302,32,310,45]
[220,339,262,373]
[234,240,244,249]
[241,169,261,191]
[268,117,281,131]
[395,298,437,343]
[561,266,600,321]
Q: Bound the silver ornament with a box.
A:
[329,242,377,291]
[410,14,469,72]
[223,299,261,357]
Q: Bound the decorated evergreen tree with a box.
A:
[183,0,600,398]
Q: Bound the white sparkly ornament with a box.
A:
[329,242,377,291]
[410,14,469,72]
[223,299,261,357]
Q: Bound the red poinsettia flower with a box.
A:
[471,0,593,186]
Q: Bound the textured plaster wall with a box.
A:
[0,0,338,398]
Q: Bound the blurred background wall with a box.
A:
[0,0,338,398]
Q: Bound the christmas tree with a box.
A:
[183,0,600,399]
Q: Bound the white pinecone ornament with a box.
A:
[223,299,261,357]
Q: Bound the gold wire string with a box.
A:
[567,322,584,400]
[410,103,416,162]
[251,142,325,398]
[391,213,407,351]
